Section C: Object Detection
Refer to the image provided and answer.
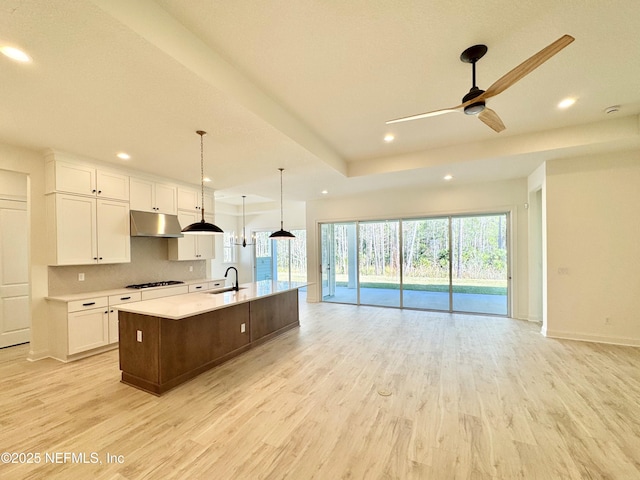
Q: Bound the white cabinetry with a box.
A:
[46,194,130,265]
[46,159,129,201]
[130,177,177,214]
[168,211,215,260]
[68,307,109,355]
[49,295,110,360]
[107,292,142,344]
[177,187,214,213]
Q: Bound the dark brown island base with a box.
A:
[116,281,305,395]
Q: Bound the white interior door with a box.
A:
[0,198,30,348]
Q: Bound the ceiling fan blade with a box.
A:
[483,34,575,100]
[386,106,461,124]
[478,108,506,133]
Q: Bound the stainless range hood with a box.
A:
[130,210,183,238]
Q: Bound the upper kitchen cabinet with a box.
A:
[177,186,214,213]
[46,194,131,266]
[45,158,129,201]
[130,177,177,215]
[168,211,215,261]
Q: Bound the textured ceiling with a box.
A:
[1,0,639,206]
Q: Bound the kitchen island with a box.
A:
[117,280,305,395]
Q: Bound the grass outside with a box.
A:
[335,282,506,295]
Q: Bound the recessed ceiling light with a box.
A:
[1,46,32,63]
[444,174,453,181]
[558,97,576,109]
[203,177,212,183]
[116,152,130,160]
[383,134,395,143]
[321,190,328,195]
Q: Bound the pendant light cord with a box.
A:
[197,130,206,221]
[279,168,284,230]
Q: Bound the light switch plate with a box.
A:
[136,330,143,342]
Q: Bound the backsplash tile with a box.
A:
[48,237,207,296]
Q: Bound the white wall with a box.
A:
[305,178,530,319]
[544,149,640,345]
[0,142,48,360]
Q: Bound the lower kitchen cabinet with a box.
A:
[68,307,109,355]
[47,291,142,361]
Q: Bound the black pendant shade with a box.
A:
[182,130,224,235]
[269,168,295,240]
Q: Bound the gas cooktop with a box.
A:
[126,280,185,289]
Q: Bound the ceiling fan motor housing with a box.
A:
[462,86,486,115]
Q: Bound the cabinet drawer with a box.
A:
[109,292,142,306]
[141,285,189,300]
[68,297,108,313]
[209,280,225,290]
[188,283,208,293]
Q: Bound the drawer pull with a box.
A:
[120,296,131,300]
[195,286,202,289]
[82,302,96,307]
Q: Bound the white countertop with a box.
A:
[116,280,306,320]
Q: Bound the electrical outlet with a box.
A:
[189,266,193,272]
[136,330,143,342]
[78,273,85,281]
[240,323,246,333]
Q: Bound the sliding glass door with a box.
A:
[402,218,450,310]
[359,221,400,307]
[320,212,509,316]
[451,215,508,315]
[255,230,307,283]
[322,222,358,304]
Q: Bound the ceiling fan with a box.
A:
[386,34,575,133]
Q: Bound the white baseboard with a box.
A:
[543,329,640,347]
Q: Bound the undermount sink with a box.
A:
[210,286,247,294]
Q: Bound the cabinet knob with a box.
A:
[92,189,96,193]
[99,257,103,260]
[98,190,102,194]
[93,257,98,260]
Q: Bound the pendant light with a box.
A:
[233,195,255,247]
[269,168,295,240]
[182,130,224,235]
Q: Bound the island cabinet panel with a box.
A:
[159,303,251,387]
[118,312,160,388]
[250,289,299,344]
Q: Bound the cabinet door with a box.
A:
[53,161,96,196]
[177,187,199,212]
[129,177,155,212]
[97,170,129,201]
[54,194,97,265]
[202,192,215,214]
[96,199,130,264]
[154,183,177,214]
[68,308,109,354]
[169,211,198,260]
[195,214,216,259]
[108,309,119,344]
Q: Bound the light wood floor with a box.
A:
[1,299,640,479]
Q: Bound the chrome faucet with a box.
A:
[224,266,239,291]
